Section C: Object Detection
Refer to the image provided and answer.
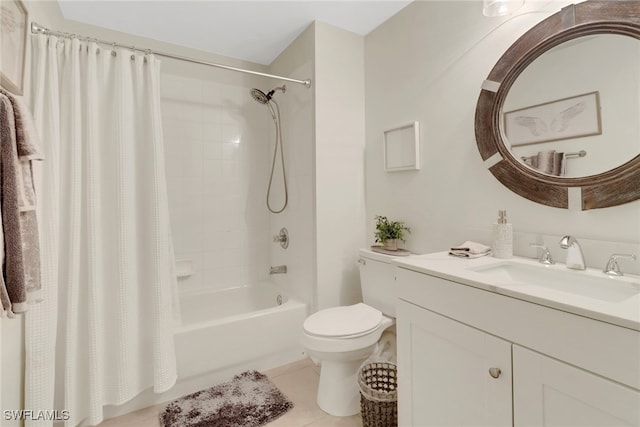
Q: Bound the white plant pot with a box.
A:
[383,239,398,251]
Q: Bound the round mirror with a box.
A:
[475,1,640,210]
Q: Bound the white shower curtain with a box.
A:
[25,35,178,426]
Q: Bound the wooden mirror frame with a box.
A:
[475,1,640,210]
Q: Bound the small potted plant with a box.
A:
[374,215,411,251]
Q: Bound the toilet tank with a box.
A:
[358,248,398,317]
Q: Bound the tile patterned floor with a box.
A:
[96,358,362,427]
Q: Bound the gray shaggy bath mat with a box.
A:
[159,370,293,427]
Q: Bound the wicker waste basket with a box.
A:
[358,361,398,427]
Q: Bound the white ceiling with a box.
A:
[58,1,413,65]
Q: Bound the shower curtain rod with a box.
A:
[30,22,312,88]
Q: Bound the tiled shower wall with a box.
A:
[160,69,273,291]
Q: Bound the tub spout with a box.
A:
[270,265,287,275]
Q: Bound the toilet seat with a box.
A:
[304,303,382,338]
[303,303,382,338]
[302,313,394,357]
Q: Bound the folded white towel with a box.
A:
[449,241,491,258]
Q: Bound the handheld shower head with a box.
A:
[251,85,289,214]
[250,88,270,104]
[250,85,286,104]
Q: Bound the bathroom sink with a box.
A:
[468,262,640,303]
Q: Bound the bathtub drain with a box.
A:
[276,294,283,306]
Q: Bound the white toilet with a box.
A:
[301,248,399,416]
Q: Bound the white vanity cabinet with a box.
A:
[396,265,640,427]
[514,346,640,426]
[397,300,513,426]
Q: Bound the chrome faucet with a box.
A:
[530,243,554,265]
[270,265,287,275]
[559,235,586,270]
[603,254,637,276]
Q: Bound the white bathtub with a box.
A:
[103,282,307,420]
[174,282,308,380]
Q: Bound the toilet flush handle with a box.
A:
[357,258,366,265]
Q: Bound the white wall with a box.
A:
[268,24,316,308]
[365,1,640,272]
[268,21,368,313]
[314,22,367,310]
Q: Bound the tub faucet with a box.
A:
[270,265,287,275]
[559,235,586,270]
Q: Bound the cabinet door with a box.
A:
[397,300,513,427]
[514,345,640,426]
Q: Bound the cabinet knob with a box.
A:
[488,368,501,379]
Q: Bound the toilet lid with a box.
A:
[304,303,382,338]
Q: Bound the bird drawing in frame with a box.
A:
[514,101,587,137]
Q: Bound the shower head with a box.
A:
[250,88,270,104]
[250,85,286,104]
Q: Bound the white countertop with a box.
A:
[393,252,640,332]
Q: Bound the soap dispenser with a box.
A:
[492,210,513,259]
